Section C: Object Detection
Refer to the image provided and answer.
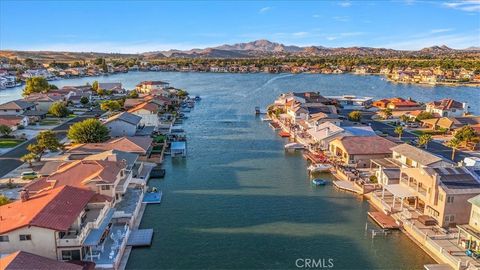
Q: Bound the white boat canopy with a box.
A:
[384,184,416,198]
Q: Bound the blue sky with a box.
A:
[0,0,479,52]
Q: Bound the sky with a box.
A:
[0,0,479,53]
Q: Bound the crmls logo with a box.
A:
[295,258,334,268]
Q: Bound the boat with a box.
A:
[261,116,272,122]
[312,178,327,186]
[284,142,305,150]
[194,96,201,101]
[307,163,332,172]
[278,131,290,137]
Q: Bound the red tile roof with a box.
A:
[127,101,159,113]
[0,186,94,234]
[428,99,464,110]
[68,136,152,155]
[0,115,24,127]
[24,160,125,193]
[333,136,398,155]
[0,251,85,270]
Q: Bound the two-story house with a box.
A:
[426,98,468,117]
[135,81,170,95]
[457,194,480,253]
[127,101,160,128]
[104,112,142,137]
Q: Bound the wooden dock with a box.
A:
[368,211,400,229]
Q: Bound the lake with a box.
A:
[4,72,479,269]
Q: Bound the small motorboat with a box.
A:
[307,163,332,172]
[261,117,272,122]
[194,96,201,101]
[284,142,305,151]
[312,178,327,186]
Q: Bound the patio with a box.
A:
[85,223,130,267]
[115,188,143,215]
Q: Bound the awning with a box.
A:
[83,208,115,246]
[385,184,416,198]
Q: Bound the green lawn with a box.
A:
[0,139,25,148]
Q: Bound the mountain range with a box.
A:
[1,40,479,61]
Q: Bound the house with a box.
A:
[0,100,36,115]
[67,136,153,159]
[23,93,65,112]
[127,101,160,127]
[98,82,124,94]
[307,122,345,151]
[0,115,29,130]
[0,251,92,270]
[426,99,467,117]
[372,97,422,111]
[382,166,480,227]
[135,81,170,95]
[123,98,145,110]
[0,186,96,260]
[328,136,398,167]
[457,195,480,253]
[103,112,142,137]
[421,116,480,131]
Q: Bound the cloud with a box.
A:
[442,0,480,11]
[258,7,271,14]
[430,28,454,33]
[292,32,309,37]
[312,14,321,18]
[338,1,352,7]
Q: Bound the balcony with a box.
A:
[115,172,133,193]
[57,205,111,247]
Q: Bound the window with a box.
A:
[438,194,444,202]
[447,196,454,203]
[101,185,111,190]
[0,235,9,242]
[61,250,81,261]
[445,215,455,222]
[19,234,31,241]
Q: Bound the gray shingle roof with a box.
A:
[391,144,443,166]
[105,112,141,125]
[0,100,35,110]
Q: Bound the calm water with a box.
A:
[5,73,479,269]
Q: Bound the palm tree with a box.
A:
[399,114,410,123]
[394,126,404,139]
[447,138,461,161]
[418,134,433,149]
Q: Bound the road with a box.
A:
[341,109,473,163]
[0,110,103,177]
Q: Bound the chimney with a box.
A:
[20,189,30,202]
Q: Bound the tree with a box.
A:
[26,130,63,161]
[67,118,109,143]
[128,90,139,98]
[454,125,477,147]
[23,77,55,96]
[0,125,12,137]
[400,114,410,123]
[418,134,433,149]
[177,89,189,98]
[0,195,9,206]
[92,81,99,91]
[348,111,362,122]
[24,58,35,69]
[80,96,90,106]
[447,138,461,161]
[381,108,392,119]
[21,152,37,167]
[97,89,105,96]
[100,100,121,111]
[416,111,434,121]
[394,126,404,139]
[48,102,69,117]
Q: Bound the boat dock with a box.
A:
[368,211,400,229]
[127,229,154,247]
[333,180,360,193]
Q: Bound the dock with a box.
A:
[333,180,360,193]
[127,229,154,247]
[143,191,162,204]
[368,211,400,229]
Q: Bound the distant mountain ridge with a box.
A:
[1,40,479,61]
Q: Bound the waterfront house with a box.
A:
[0,115,29,130]
[0,100,36,115]
[67,136,153,160]
[325,95,373,109]
[457,195,480,253]
[307,122,345,151]
[123,98,145,110]
[0,186,96,260]
[328,136,397,168]
[135,81,170,95]
[372,97,422,111]
[426,99,467,117]
[104,112,142,137]
[0,251,92,270]
[127,101,160,128]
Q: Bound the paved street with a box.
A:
[0,110,102,177]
